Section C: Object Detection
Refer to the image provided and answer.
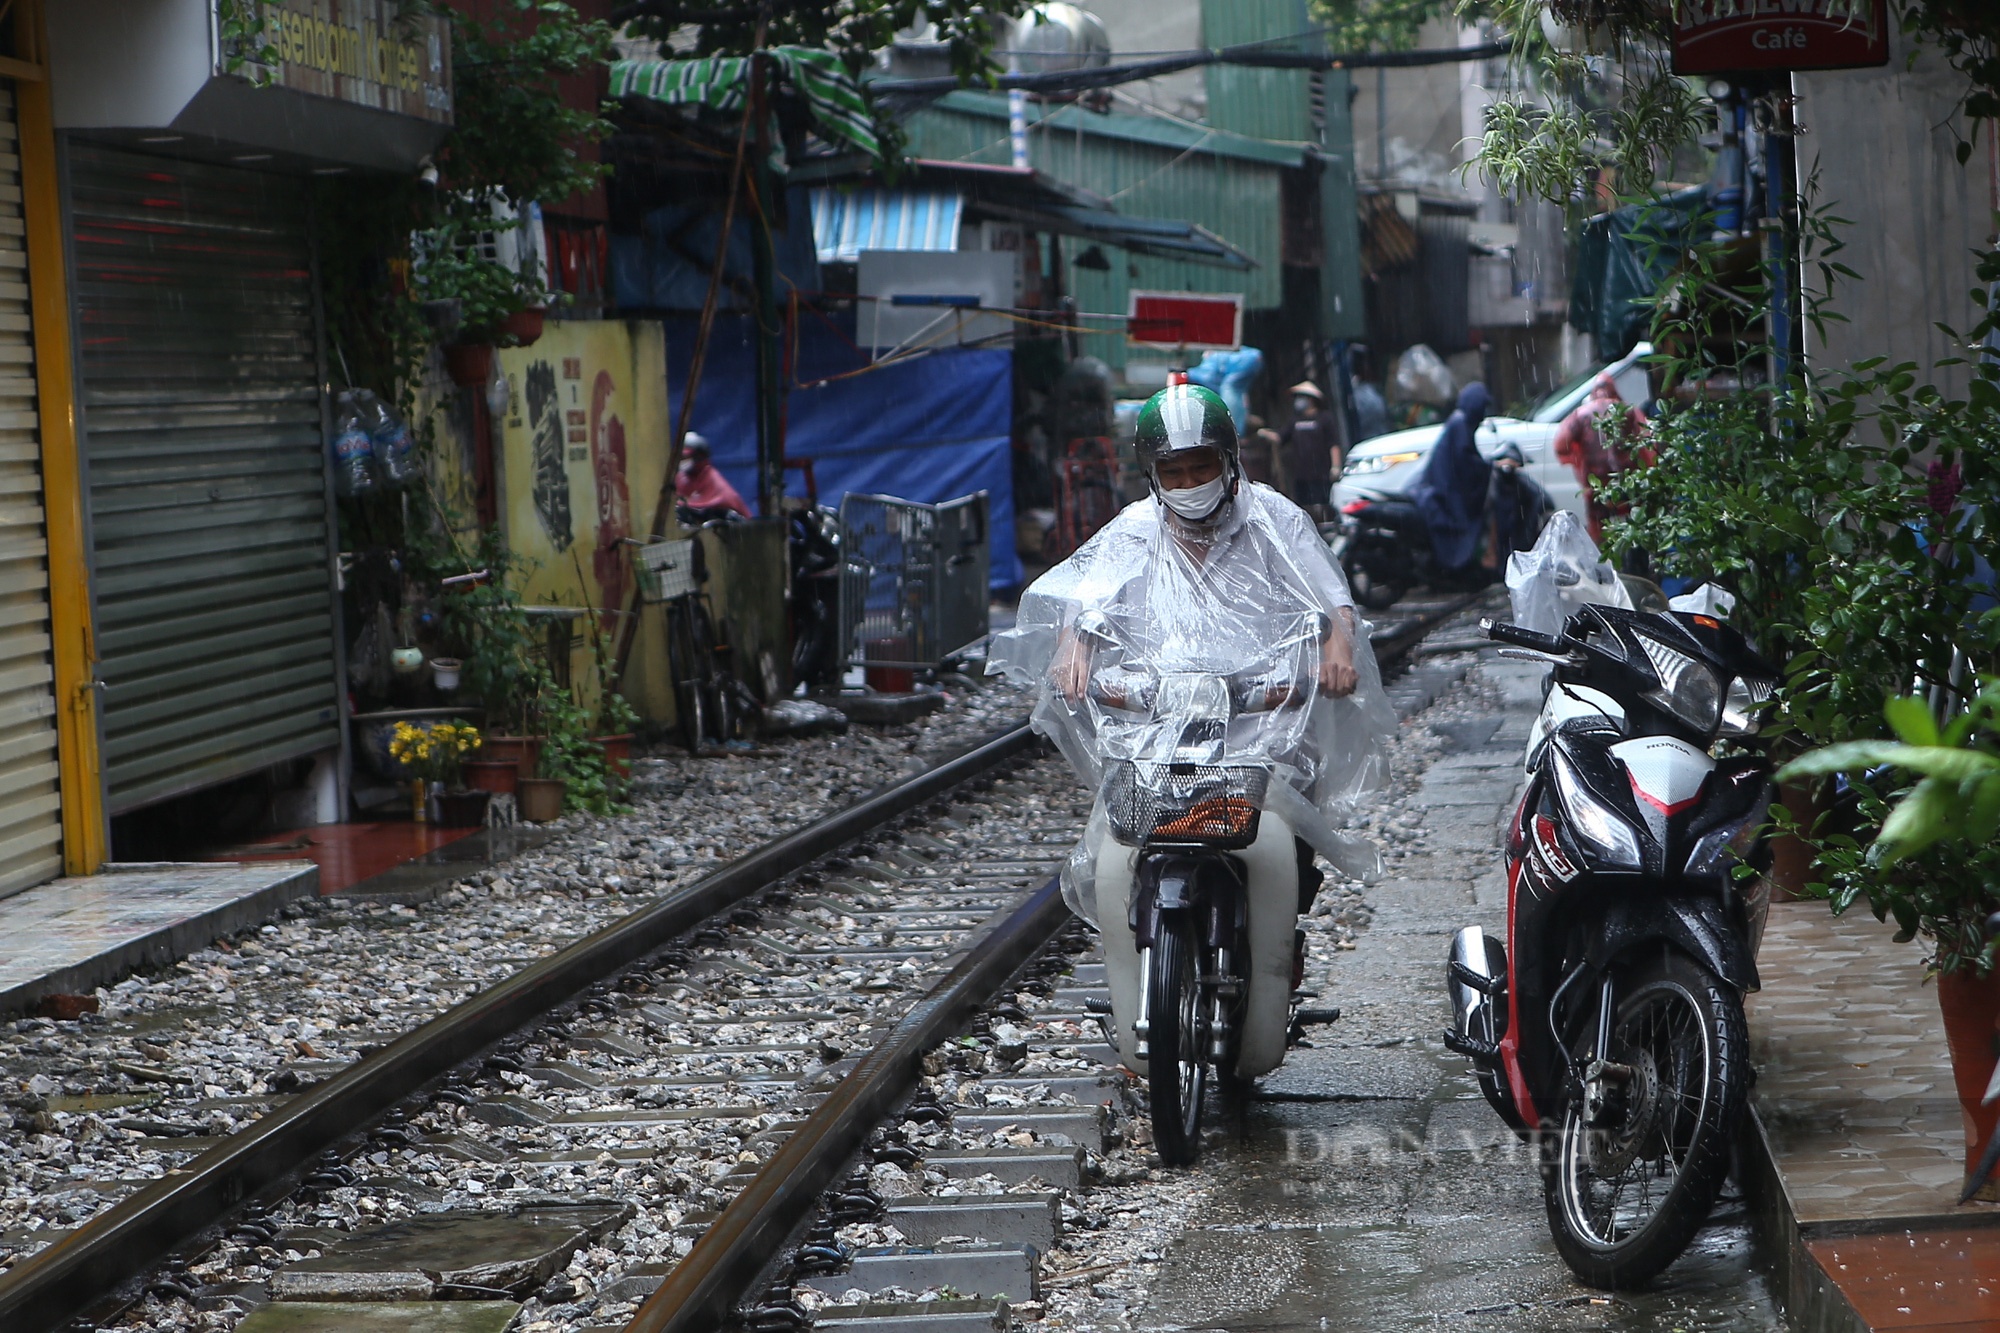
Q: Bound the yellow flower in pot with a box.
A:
[388,721,485,824]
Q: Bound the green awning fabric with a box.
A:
[611,48,881,160]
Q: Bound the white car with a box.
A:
[1332,343,1654,525]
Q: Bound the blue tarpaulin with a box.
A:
[663,313,1021,589]
[611,187,822,313]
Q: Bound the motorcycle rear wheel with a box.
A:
[1343,541,1408,610]
[1147,915,1208,1166]
[1545,949,1746,1289]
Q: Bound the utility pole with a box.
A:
[748,49,785,518]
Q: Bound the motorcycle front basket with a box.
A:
[1103,760,1270,849]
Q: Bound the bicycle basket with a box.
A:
[637,539,697,602]
[1102,760,1270,849]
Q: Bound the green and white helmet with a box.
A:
[1132,383,1241,492]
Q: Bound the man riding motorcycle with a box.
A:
[990,383,1395,1101]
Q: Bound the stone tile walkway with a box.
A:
[1750,903,1971,1228]
[0,860,318,1014]
[1748,902,2000,1331]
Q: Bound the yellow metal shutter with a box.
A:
[0,84,64,897]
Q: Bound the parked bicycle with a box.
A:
[635,528,754,753]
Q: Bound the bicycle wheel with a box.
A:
[688,599,731,744]
[1147,914,1208,1167]
[664,599,706,753]
[1546,949,1747,1289]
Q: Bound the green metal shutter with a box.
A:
[0,85,64,896]
[69,144,340,814]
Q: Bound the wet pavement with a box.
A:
[1127,656,1786,1332]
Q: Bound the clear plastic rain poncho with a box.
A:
[988,483,1397,923]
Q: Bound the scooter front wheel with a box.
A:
[1147,914,1208,1166]
[1545,949,1746,1289]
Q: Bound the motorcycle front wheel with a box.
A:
[1546,949,1747,1289]
[1147,914,1208,1166]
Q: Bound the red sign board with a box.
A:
[1126,291,1243,351]
[1673,0,1889,75]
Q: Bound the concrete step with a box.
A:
[926,1146,1085,1187]
[799,1244,1038,1302]
[232,1301,523,1332]
[951,1105,1109,1150]
[812,1298,1011,1332]
[887,1193,1060,1250]
[983,1074,1121,1104]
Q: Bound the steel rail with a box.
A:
[1369,591,1484,665]
[627,876,1071,1333]
[0,720,1040,1333]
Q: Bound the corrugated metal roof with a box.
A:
[900,102,1290,366]
[1201,0,1318,145]
[810,189,963,261]
[800,162,1258,268]
[930,90,1305,167]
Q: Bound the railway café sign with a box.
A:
[1671,0,1890,75]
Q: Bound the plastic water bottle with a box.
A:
[331,390,378,499]
[359,390,419,488]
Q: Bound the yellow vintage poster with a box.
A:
[493,320,672,722]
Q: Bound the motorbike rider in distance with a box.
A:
[990,383,1396,1094]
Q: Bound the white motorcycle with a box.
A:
[1073,608,1331,1164]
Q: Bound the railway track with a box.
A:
[0,592,1479,1333]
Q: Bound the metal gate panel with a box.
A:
[0,86,63,895]
[69,143,338,813]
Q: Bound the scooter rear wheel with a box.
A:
[1545,949,1746,1289]
[1147,915,1207,1166]
[1343,541,1409,610]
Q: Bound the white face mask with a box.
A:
[1160,474,1229,521]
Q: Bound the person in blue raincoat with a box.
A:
[1411,383,1492,579]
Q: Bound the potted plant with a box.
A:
[582,614,641,785]
[517,695,582,823]
[388,719,488,826]
[595,688,641,787]
[412,219,539,386]
[533,679,635,820]
[1779,683,2000,1198]
[429,535,547,778]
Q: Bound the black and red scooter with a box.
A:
[1444,605,1779,1287]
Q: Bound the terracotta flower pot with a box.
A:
[1766,779,1826,904]
[499,306,545,348]
[437,789,492,829]
[462,759,518,797]
[864,636,914,694]
[517,776,566,823]
[595,733,634,783]
[483,735,543,780]
[443,343,494,388]
[1937,966,2000,1195]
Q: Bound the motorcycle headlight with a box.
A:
[1719,674,1774,737]
[1635,633,1724,734]
[1550,750,1643,870]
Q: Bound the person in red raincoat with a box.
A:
[675,432,752,520]
[1552,375,1650,544]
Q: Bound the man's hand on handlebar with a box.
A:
[1318,618,1358,698]
[1052,630,1091,703]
